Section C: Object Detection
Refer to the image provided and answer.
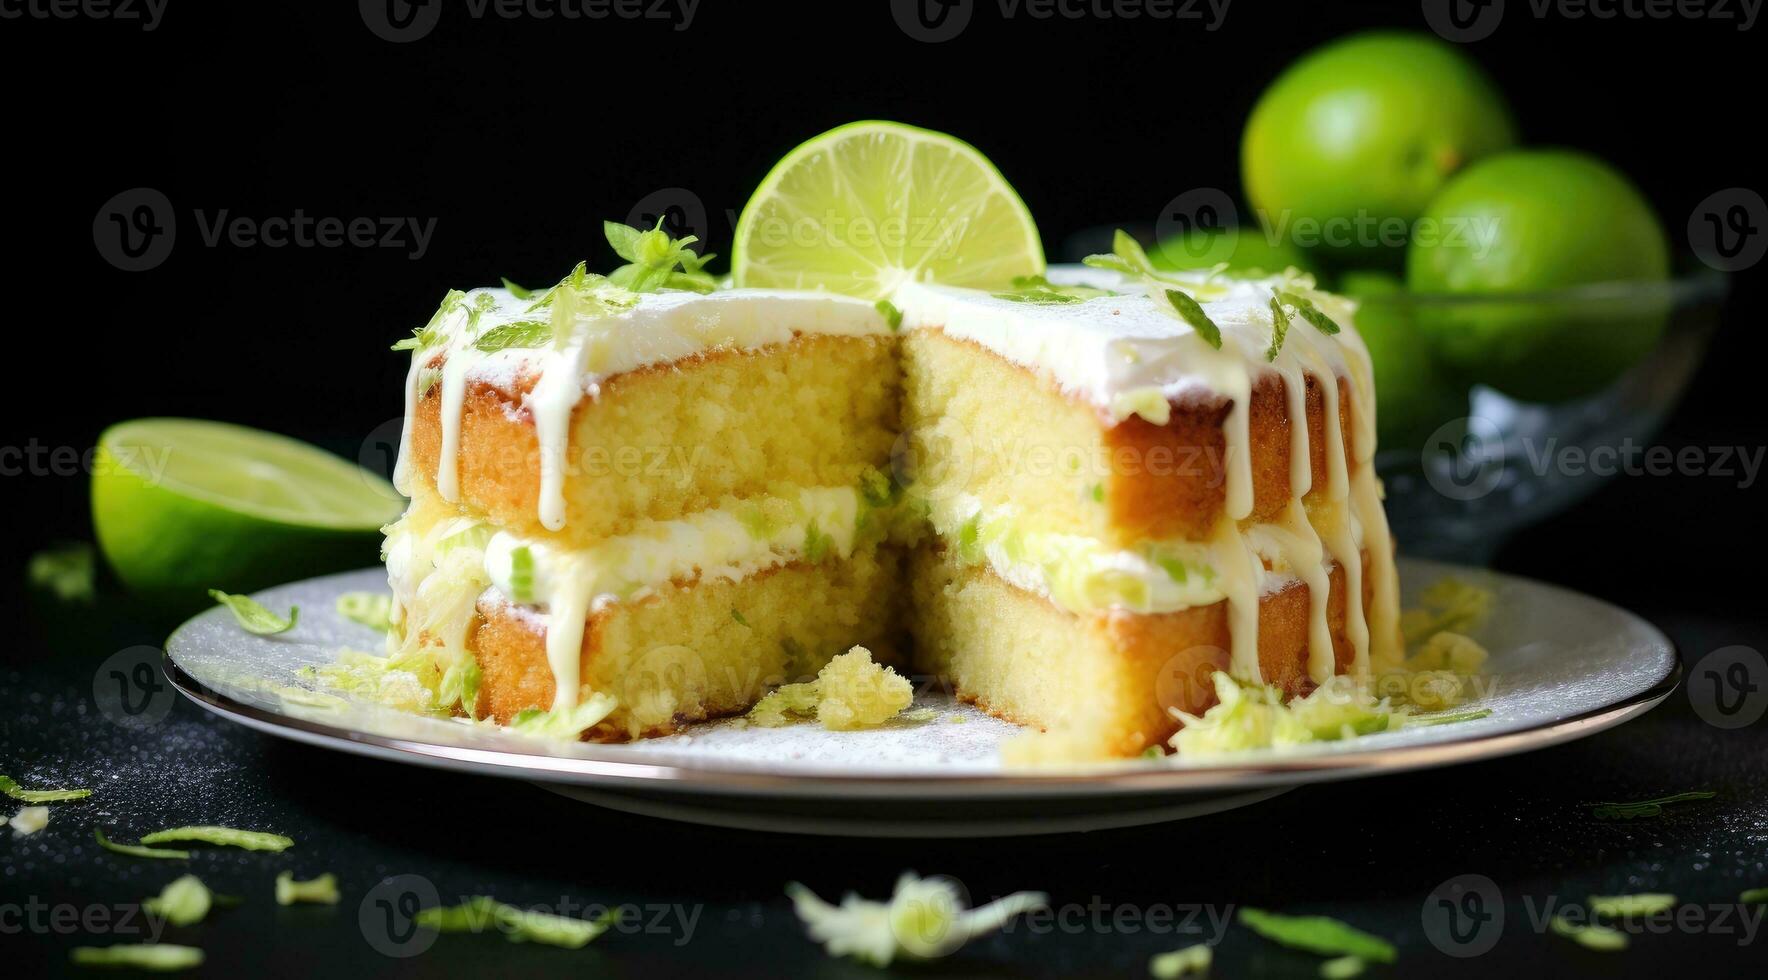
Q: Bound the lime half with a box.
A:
[732,121,1044,300]
[92,418,402,604]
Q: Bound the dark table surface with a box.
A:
[6,523,1766,978]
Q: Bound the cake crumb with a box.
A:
[747,647,913,731]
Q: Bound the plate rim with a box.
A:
[163,601,1681,799]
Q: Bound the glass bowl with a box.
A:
[1366,269,1728,562]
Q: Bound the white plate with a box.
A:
[165,558,1678,835]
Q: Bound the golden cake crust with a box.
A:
[910,543,1379,757]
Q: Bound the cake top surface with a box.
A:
[420,285,890,387]
[891,266,1367,422]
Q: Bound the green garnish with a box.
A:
[604,217,717,294]
[208,590,298,636]
[992,274,1112,305]
[874,298,904,330]
[70,944,204,971]
[1320,956,1367,979]
[803,521,831,563]
[508,692,619,741]
[0,774,91,803]
[1237,908,1397,965]
[392,289,464,352]
[1277,290,1342,335]
[731,608,751,628]
[1140,745,1166,760]
[1089,483,1104,503]
[858,466,896,509]
[28,542,96,603]
[473,319,553,353]
[1148,943,1211,978]
[1410,707,1492,726]
[500,277,536,299]
[1589,893,1676,918]
[335,592,393,631]
[1082,229,1159,279]
[139,826,294,852]
[143,875,213,926]
[1550,915,1628,951]
[1155,557,1189,585]
[1590,791,1716,820]
[955,513,984,564]
[507,546,536,603]
[276,871,340,906]
[1266,290,1291,362]
[1741,887,1768,904]
[415,897,621,949]
[1162,288,1222,349]
[95,828,189,860]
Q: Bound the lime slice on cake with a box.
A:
[92,418,403,604]
[732,121,1044,299]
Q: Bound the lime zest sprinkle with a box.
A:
[803,520,831,563]
[1277,289,1342,335]
[335,592,393,631]
[1162,288,1223,350]
[1550,914,1629,951]
[143,875,213,926]
[787,872,1048,966]
[208,590,298,636]
[992,274,1111,305]
[95,828,189,860]
[415,896,622,948]
[1319,955,1367,978]
[139,826,294,853]
[874,298,904,330]
[1410,707,1492,726]
[500,276,536,299]
[730,608,751,628]
[70,944,204,972]
[276,871,340,906]
[1266,290,1292,362]
[1589,791,1716,821]
[28,542,96,603]
[1149,943,1212,978]
[1589,893,1676,918]
[473,319,553,353]
[605,217,718,294]
[1,774,92,803]
[507,545,536,603]
[508,691,619,741]
[1237,908,1397,964]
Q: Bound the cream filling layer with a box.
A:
[896,268,1400,685]
[930,496,1364,619]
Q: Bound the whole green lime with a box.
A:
[1406,150,1671,402]
[1151,223,1317,278]
[1339,270,1467,449]
[1243,31,1517,265]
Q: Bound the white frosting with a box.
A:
[893,267,1398,685]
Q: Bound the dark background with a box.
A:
[6,1,1767,977]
